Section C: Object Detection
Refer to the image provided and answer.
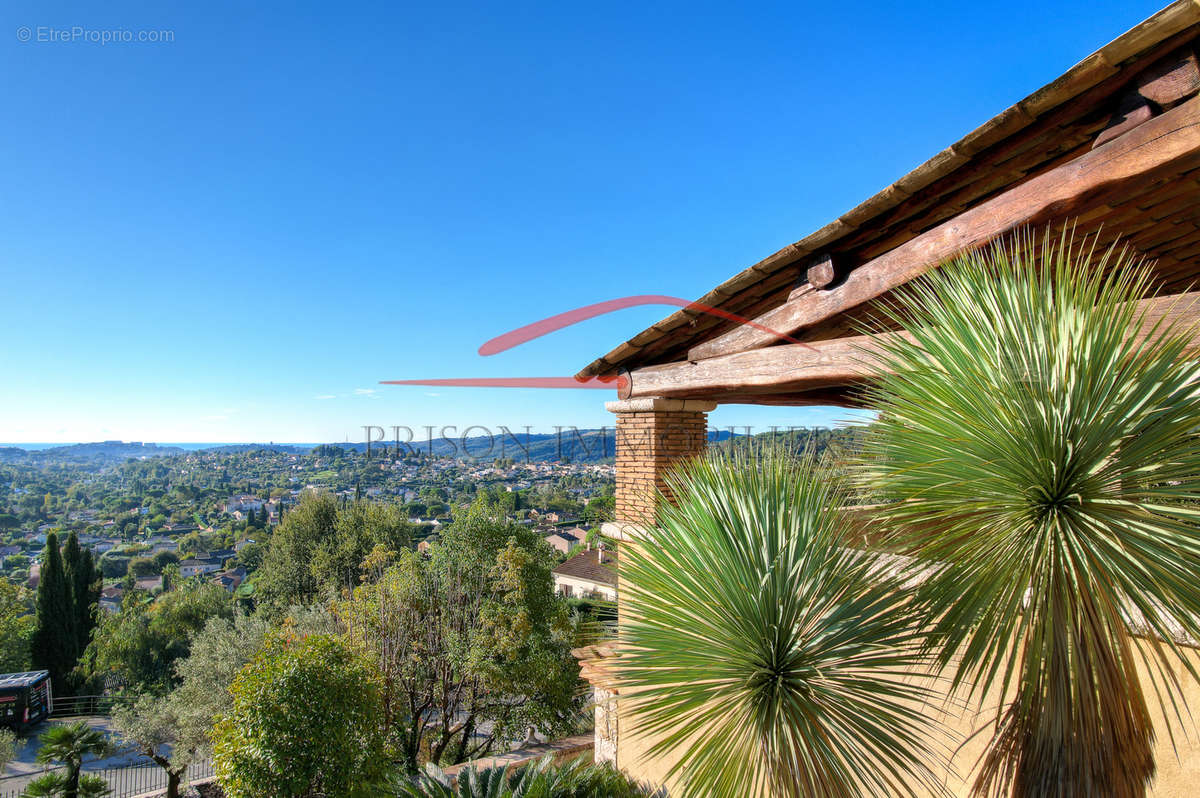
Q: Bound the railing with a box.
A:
[0,759,214,798]
[49,694,133,718]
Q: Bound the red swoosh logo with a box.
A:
[383,294,808,390]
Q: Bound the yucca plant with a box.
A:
[860,230,1200,797]
[617,447,949,798]
[393,755,648,797]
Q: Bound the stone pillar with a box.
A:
[604,397,716,533]
[591,397,715,766]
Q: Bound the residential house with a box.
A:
[552,545,617,601]
[225,495,263,514]
[99,586,124,613]
[178,557,224,578]
[212,566,247,592]
[543,530,580,556]
[573,4,1200,793]
[134,575,162,593]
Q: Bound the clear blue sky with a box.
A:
[0,0,1167,443]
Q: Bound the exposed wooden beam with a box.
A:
[1094,94,1154,149]
[1136,47,1200,108]
[687,95,1200,362]
[687,389,864,408]
[636,292,1200,400]
[806,253,837,289]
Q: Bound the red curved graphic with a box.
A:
[477,294,803,356]
[381,376,624,390]
[383,294,809,391]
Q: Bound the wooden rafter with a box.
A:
[687,95,1200,362]
[626,292,1200,400]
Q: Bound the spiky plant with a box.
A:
[617,447,949,798]
[392,755,648,797]
[860,230,1200,797]
[21,772,110,798]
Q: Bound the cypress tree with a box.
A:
[71,549,99,657]
[61,532,84,660]
[31,533,76,694]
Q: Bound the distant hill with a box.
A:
[202,444,311,454]
[0,426,766,467]
[327,428,741,463]
[0,441,188,465]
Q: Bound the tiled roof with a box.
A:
[552,547,617,587]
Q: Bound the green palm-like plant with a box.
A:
[860,230,1200,797]
[393,755,648,797]
[617,448,949,798]
[30,721,111,798]
[22,772,110,798]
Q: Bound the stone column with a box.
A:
[603,397,716,535]
[591,397,716,766]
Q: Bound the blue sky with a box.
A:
[0,0,1167,443]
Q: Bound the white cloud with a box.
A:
[314,395,337,401]
[354,388,378,396]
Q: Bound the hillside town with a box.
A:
[0,444,616,610]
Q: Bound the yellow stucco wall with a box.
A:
[611,644,1200,797]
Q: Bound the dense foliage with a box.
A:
[338,500,582,772]
[79,581,232,693]
[256,494,413,612]
[213,633,389,798]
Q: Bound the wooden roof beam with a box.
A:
[636,292,1200,400]
[687,94,1200,362]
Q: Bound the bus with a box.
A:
[0,671,52,730]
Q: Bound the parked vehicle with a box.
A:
[0,670,52,730]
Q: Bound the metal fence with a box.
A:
[0,759,214,798]
[49,694,132,718]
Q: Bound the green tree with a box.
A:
[127,557,158,578]
[311,501,412,595]
[62,532,100,662]
[233,541,265,572]
[0,580,34,672]
[31,533,77,694]
[27,721,111,798]
[79,582,231,694]
[112,695,199,798]
[862,232,1200,797]
[618,448,945,798]
[338,500,579,772]
[254,493,338,610]
[212,633,387,798]
[0,728,16,772]
[257,494,411,611]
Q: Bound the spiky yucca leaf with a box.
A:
[861,230,1200,797]
[618,448,949,798]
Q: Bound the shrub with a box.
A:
[213,633,387,798]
